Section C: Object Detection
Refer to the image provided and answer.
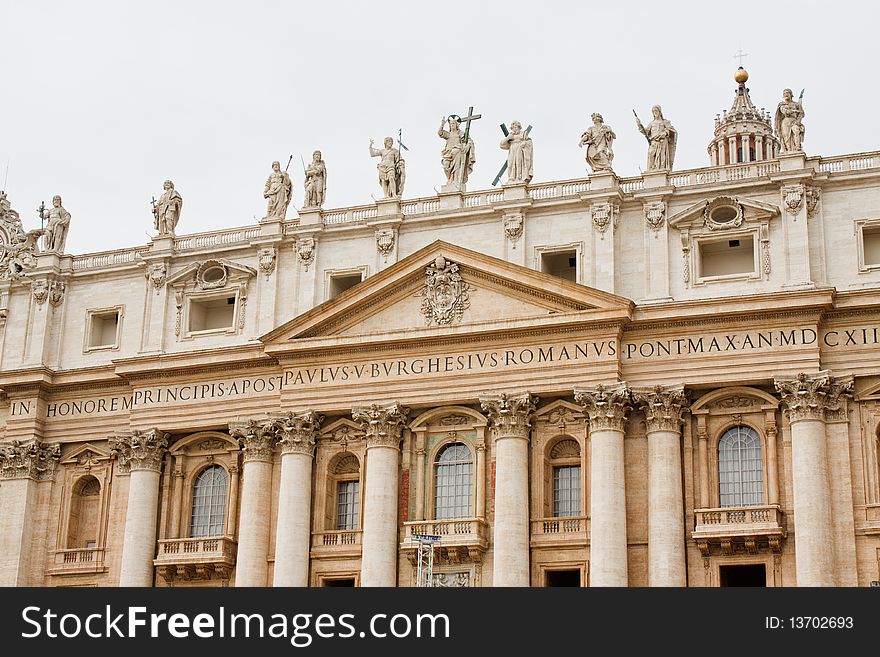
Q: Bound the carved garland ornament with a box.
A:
[352,402,410,449]
[0,440,61,480]
[574,382,631,432]
[479,392,537,440]
[418,256,470,326]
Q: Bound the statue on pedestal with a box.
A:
[438,115,476,187]
[775,88,805,153]
[369,136,405,198]
[263,161,292,219]
[40,195,71,253]
[635,105,677,171]
[500,120,533,184]
[579,113,616,172]
[304,151,327,208]
[153,180,183,235]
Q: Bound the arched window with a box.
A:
[67,476,102,549]
[434,443,473,519]
[190,465,228,538]
[549,439,581,518]
[718,426,764,507]
[333,454,360,531]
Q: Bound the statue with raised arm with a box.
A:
[304,150,327,208]
[438,115,476,186]
[775,88,805,153]
[635,105,677,171]
[500,120,533,184]
[41,195,71,253]
[264,160,293,219]
[579,113,616,172]
[153,180,183,235]
[369,136,406,198]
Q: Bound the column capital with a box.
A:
[0,440,61,481]
[276,410,323,457]
[774,371,853,423]
[479,391,537,440]
[574,382,631,432]
[110,429,168,473]
[230,419,277,463]
[632,385,689,433]
[352,402,409,449]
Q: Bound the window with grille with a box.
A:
[336,480,360,530]
[553,465,581,517]
[434,443,473,519]
[190,465,228,537]
[718,425,764,507]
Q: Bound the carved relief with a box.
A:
[32,279,49,305]
[48,281,66,307]
[333,454,360,475]
[781,184,804,215]
[503,212,524,248]
[439,415,469,426]
[352,402,409,449]
[546,407,578,430]
[196,439,226,451]
[574,383,631,432]
[632,385,688,433]
[258,248,277,278]
[432,572,471,587]
[109,429,169,473]
[196,260,228,289]
[296,237,316,271]
[237,282,247,330]
[146,263,167,289]
[418,256,470,326]
[806,187,820,218]
[375,228,395,262]
[761,226,771,278]
[714,395,758,409]
[479,392,537,440]
[703,197,744,231]
[643,201,666,232]
[0,191,42,281]
[174,290,183,336]
[550,439,581,459]
[0,440,61,480]
[591,202,617,237]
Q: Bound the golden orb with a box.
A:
[734,67,749,84]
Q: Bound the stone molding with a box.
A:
[774,371,853,423]
[632,385,689,433]
[352,402,410,449]
[479,391,537,440]
[574,382,631,432]
[0,440,61,480]
[109,429,169,473]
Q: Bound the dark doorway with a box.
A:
[323,578,356,587]
[546,569,581,587]
[719,564,767,587]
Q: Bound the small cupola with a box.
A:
[708,67,780,166]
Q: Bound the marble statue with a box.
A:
[579,113,616,172]
[775,88,805,153]
[636,105,677,171]
[303,150,327,208]
[500,121,533,184]
[369,136,406,198]
[40,195,71,253]
[0,192,42,280]
[438,115,476,186]
[264,161,293,219]
[153,180,183,235]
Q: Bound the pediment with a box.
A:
[60,442,111,466]
[669,195,779,231]
[261,241,633,346]
[165,258,256,287]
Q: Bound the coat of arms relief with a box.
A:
[418,256,471,326]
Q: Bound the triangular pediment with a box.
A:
[669,195,779,230]
[261,241,632,348]
[60,442,111,466]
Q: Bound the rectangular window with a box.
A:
[88,310,120,349]
[698,236,756,278]
[541,250,577,282]
[189,295,235,332]
[863,225,880,267]
[553,465,581,517]
[329,273,364,299]
[336,480,359,530]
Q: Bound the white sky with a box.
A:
[2,0,877,254]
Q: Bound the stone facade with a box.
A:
[2,72,880,588]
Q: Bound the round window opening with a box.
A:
[202,266,225,284]
[710,205,739,223]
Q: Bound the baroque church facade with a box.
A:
[2,69,880,588]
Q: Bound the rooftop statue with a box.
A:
[40,195,71,253]
[303,151,327,208]
[263,161,292,219]
[0,192,42,280]
[500,120,533,184]
[369,136,406,198]
[153,180,183,235]
[775,88,805,153]
[438,115,476,188]
[635,105,677,171]
[579,113,616,172]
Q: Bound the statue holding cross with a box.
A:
[438,106,480,191]
[499,120,533,185]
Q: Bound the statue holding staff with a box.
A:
[635,105,677,171]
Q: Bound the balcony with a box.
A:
[530,516,590,548]
[692,505,786,556]
[401,518,489,564]
[153,537,237,582]
[48,548,107,576]
[310,530,363,559]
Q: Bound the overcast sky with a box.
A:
[2,0,876,254]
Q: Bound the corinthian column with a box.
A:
[0,441,60,586]
[273,411,322,587]
[353,402,409,587]
[111,429,168,587]
[479,392,537,587]
[633,386,688,587]
[575,383,631,587]
[230,420,276,587]
[774,372,852,587]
